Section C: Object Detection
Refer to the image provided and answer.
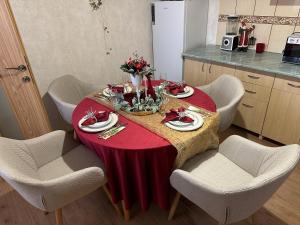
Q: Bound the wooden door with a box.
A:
[183,59,208,86]
[0,0,51,138]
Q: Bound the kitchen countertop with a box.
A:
[183,45,300,79]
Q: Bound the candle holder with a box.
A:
[112,82,168,116]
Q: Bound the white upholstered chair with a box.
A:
[48,75,98,124]
[0,130,120,225]
[168,135,300,225]
[197,75,244,132]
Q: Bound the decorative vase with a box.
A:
[130,74,143,105]
[130,74,143,88]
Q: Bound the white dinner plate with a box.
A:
[78,113,118,133]
[165,111,204,132]
[85,111,113,129]
[103,86,132,97]
[164,86,194,99]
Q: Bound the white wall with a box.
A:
[0,85,23,139]
[10,0,154,95]
[206,0,219,45]
[9,0,154,130]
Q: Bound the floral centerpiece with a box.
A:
[115,53,167,115]
[120,52,155,81]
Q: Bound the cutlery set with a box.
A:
[98,123,127,140]
[186,106,213,119]
[94,93,111,102]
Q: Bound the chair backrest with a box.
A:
[48,75,88,105]
[225,144,300,224]
[48,75,95,124]
[0,137,45,211]
[208,75,244,131]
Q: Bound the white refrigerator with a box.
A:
[152,0,209,82]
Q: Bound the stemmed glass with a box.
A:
[159,94,169,116]
[159,73,167,82]
[122,74,131,93]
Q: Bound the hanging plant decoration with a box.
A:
[89,0,102,10]
[88,0,112,55]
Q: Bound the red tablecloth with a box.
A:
[72,81,216,211]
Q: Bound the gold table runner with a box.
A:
[89,92,220,168]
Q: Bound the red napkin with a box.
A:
[162,107,194,124]
[165,82,186,96]
[82,111,110,126]
[108,84,124,94]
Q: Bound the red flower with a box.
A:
[135,63,143,71]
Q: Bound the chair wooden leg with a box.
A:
[102,185,122,216]
[122,200,130,221]
[247,214,254,224]
[168,192,181,220]
[55,208,63,225]
[73,130,78,141]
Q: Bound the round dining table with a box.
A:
[72,81,217,215]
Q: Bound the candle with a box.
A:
[144,76,148,98]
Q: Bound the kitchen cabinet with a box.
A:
[242,82,272,102]
[262,77,300,144]
[183,57,300,144]
[234,97,269,134]
[183,59,208,86]
[233,69,274,134]
[235,69,275,88]
[206,63,236,83]
[183,59,235,86]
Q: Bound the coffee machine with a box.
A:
[220,16,239,51]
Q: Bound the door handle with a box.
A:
[5,65,27,72]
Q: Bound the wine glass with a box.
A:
[122,74,131,93]
[159,95,169,116]
[159,73,167,82]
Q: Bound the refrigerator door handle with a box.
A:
[151,4,155,25]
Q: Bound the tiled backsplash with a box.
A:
[216,0,300,53]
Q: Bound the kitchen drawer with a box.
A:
[233,97,268,134]
[273,77,300,95]
[235,69,274,87]
[242,82,272,102]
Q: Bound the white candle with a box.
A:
[144,76,148,98]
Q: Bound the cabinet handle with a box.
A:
[209,65,212,74]
[248,75,260,79]
[245,89,257,94]
[287,83,300,88]
[242,103,254,108]
[202,63,204,72]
